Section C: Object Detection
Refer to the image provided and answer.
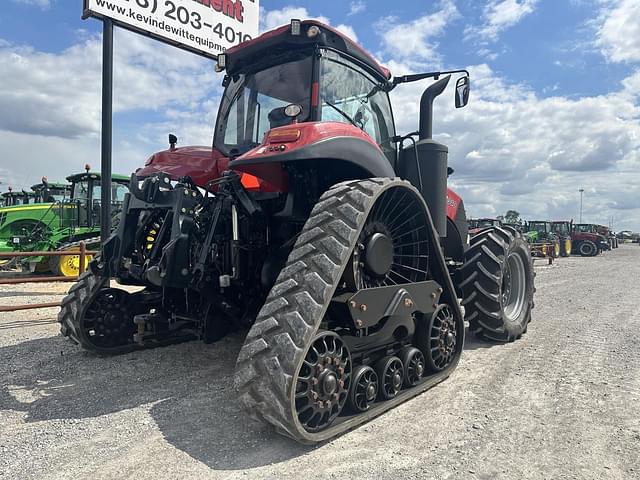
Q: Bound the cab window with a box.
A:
[319,50,396,163]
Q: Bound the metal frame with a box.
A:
[0,242,97,312]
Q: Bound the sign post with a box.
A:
[100,17,113,243]
[82,0,259,243]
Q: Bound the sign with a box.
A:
[83,0,259,59]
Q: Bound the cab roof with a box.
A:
[31,182,70,191]
[224,20,391,81]
[66,172,130,183]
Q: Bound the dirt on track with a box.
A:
[1,246,639,480]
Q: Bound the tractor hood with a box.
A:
[136,146,230,188]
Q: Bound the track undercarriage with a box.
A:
[59,175,466,442]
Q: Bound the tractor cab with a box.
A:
[551,221,571,236]
[31,180,71,203]
[468,218,502,236]
[1,189,36,207]
[64,169,130,229]
[213,20,468,198]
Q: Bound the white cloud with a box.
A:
[377,0,459,66]
[596,0,640,63]
[388,62,640,229]
[12,0,51,9]
[466,0,539,43]
[348,1,366,16]
[0,29,215,139]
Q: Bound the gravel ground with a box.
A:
[1,246,639,480]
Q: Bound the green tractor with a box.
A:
[550,221,573,257]
[0,187,36,207]
[524,220,561,258]
[0,169,129,276]
[0,181,70,269]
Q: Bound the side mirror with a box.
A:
[455,76,470,108]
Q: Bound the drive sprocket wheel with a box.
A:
[234,178,459,444]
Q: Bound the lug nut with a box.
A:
[437,287,443,294]
[404,298,414,308]
[311,391,318,400]
[355,319,363,328]
[430,292,437,299]
[349,300,357,308]
[359,304,367,312]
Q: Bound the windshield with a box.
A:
[214,55,313,156]
[72,180,89,201]
[575,224,593,233]
[529,222,547,232]
[552,223,569,235]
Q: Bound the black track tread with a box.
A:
[234,177,419,443]
[58,270,105,348]
[459,226,534,342]
[57,269,140,355]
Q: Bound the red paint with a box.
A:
[137,146,229,188]
[446,188,461,221]
[311,82,319,107]
[237,121,381,164]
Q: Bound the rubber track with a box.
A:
[58,270,111,352]
[459,226,534,342]
[234,178,427,444]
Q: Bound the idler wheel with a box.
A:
[399,347,425,387]
[424,304,460,372]
[348,365,378,412]
[293,331,352,433]
[376,356,404,400]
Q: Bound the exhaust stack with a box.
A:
[399,75,450,237]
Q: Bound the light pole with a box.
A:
[579,188,584,223]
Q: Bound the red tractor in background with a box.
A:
[59,20,535,443]
[572,223,609,256]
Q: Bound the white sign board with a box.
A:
[83,0,259,59]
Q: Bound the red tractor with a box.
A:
[573,223,609,256]
[59,20,534,443]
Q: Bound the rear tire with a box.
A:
[578,240,597,257]
[459,226,534,342]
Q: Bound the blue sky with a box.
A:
[1,0,639,230]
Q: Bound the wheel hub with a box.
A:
[363,232,394,277]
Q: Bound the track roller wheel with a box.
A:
[348,365,378,412]
[293,331,351,433]
[399,347,425,386]
[423,305,461,372]
[376,356,404,400]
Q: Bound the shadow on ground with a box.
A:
[0,332,312,470]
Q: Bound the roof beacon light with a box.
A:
[307,25,320,38]
[291,19,301,36]
[215,54,226,72]
[85,164,91,172]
